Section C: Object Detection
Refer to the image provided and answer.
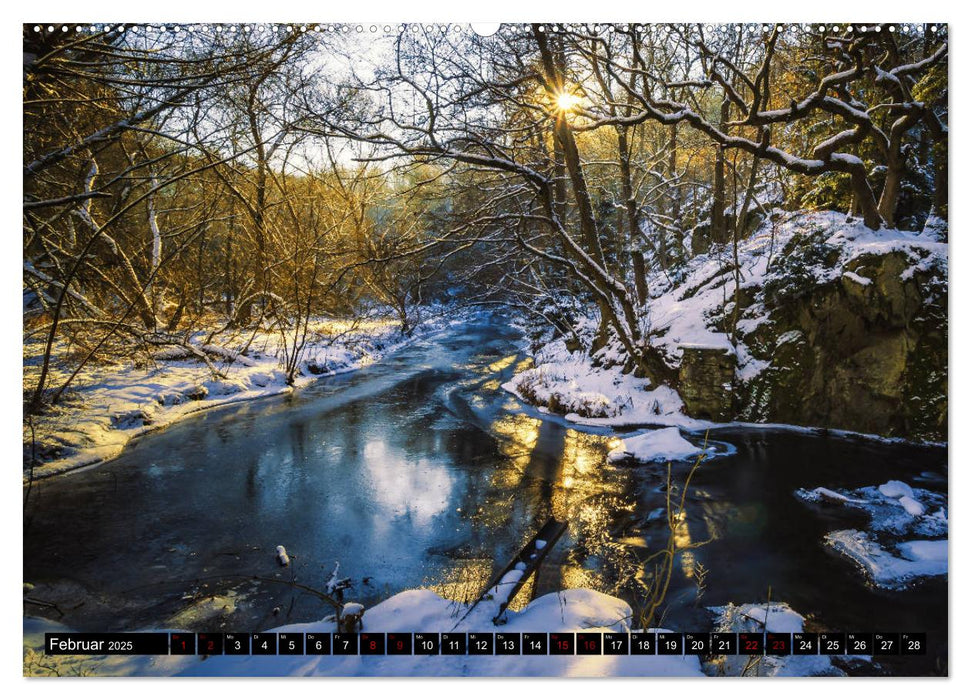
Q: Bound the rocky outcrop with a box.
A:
[735,243,947,442]
[678,345,735,420]
[511,212,946,443]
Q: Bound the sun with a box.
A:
[554,92,582,112]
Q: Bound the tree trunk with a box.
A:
[850,169,884,230]
[710,99,731,245]
[668,123,681,227]
[617,126,647,305]
[711,145,727,244]
[933,140,948,220]
[877,155,903,227]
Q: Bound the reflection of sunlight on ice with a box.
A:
[477,411,633,601]
[563,429,599,474]
[680,549,697,578]
[502,397,524,411]
[560,562,600,591]
[699,500,737,541]
[483,355,517,374]
[362,440,453,528]
[671,511,696,577]
[490,413,541,473]
[429,559,494,605]
[552,429,616,521]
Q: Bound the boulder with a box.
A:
[678,344,736,420]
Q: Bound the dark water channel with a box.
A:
[23,315,947,674]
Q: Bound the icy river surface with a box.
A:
[23,315,947,673]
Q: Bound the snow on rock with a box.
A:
[898,539,948,562]
[795,480,946,537]
[710,602,805,636]
[898,495,925,516]
[824,530,948,590]
[841,270,872,287]
[607,427,705,463]
[797,479,947,588]
[878,480,915,499]
[506,210,946,436]
[797,487,867,505]
[647,210,947,366]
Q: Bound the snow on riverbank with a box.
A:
[796,479,947,589]
[503,210,947,433]
[501,336,705,429]
[24,588,704,677]
[24,310,460,479]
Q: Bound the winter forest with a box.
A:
[23,23,948,677]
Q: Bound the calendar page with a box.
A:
[22,12,949,681]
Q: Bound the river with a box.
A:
[23,314,947,675]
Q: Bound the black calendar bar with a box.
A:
[41,631,928,656]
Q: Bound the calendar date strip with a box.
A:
[45,631,927,656]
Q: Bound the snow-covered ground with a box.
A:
[23,309,460,479]
[501,336,704,429]
[796,479,947,589]
[24,587,704,677]
[503,210,947,433]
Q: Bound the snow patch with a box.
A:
[502,338,703,429]
[825,530,948,590]
[607,427,706,463]
[878,480,915,499]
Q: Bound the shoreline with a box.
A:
[501,379,947,450]
[23,311,469,483]
[25,308,946,486]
